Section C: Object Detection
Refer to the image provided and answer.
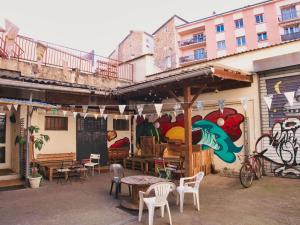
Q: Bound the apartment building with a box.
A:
[177,0,300,65]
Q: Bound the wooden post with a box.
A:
[25,93,33,186]
[183,86,193,177]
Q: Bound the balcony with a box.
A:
[281,32,300,41]
[0,30,133,82]
[178,36,206,49]
[278,10,300,23]
[179,52,207,64]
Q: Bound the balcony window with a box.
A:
[216,24,224,33]
[193,33,205,43]
[255,14,264,24]
[236,36,246,47]
[281,6,297,21]
[194,49,206,60]
[284,25,299,35]
[217,40,226,50]
[235,19,244,29]
[257,32,268,42]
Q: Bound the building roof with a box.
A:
[152,15,188,35]
[177,0,274,29]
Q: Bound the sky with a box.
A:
[0,0,264,57]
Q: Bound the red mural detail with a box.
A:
[110,137,130,148]
[204,108,244,142]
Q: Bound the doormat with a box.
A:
[0,184,26,192]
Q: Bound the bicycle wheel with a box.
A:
[254,157,263,179]
[239,163,253,188]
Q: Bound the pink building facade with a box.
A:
[176,0,300,65]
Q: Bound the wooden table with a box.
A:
[120,175,166,210]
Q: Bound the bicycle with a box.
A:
[239,152,263,188]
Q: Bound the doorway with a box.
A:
[76,116,108,166]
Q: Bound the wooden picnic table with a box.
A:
[120,175,167,210]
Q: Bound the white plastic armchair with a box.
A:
[138,182,176,225]
[176,171,204,213]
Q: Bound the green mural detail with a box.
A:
[192,120,243,163]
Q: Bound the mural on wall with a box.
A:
[107,130,130,149]
[257,75,300,176]
[136,108,245,163]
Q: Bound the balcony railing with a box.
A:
[179,52,207,64]
[278,10,300,22]
[178,36,206,47]
[281,32,300,41]
[0,31,133,82]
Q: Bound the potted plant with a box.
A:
[16,125,50,188]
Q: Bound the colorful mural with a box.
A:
[136,108,245,163]
[257,76,300,176]
[107,130,130,148]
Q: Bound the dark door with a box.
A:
[76,116,107,166]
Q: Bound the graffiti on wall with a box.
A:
[107,130,130,148]
[256,118,300,176]
[136,108,245,163]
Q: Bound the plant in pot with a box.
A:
[16,125,50,188]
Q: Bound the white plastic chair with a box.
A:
[176,171,204,213]
[84,154,100,176]
[139,182,176,225]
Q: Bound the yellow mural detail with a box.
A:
[165,126,185,142]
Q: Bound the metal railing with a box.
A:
[178,36,206,47]
[278,10,300,22]
[281,32,300,41]
[0,31,133,82]
[179,52,207,64]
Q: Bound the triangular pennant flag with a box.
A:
[125,115,129,120]
[63,110,67,117]
[82,105,88,113]
[103,114,108,120]
[218,99,225,114]
[73,112,78,118]
[134,115,137,120]
[137,104,144,116]
[143,114,146,119]
[6,105,12,111]
[264,95,273,110]
[94,113,99,119]
[13,104,18,111]
[240,97,249,111]
[84,113,88,119]
[154,104,163,117]
[99,105,105,117]
[284,91,295,107]
[196,101,203,110]
[119,105,126,114]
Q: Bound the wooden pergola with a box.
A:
[117,64,253,176]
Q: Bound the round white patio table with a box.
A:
[121,175,167,210]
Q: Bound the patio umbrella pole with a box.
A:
[25,93,33,187]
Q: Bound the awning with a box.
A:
[0,98,57,109]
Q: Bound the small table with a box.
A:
[121,175,167,210]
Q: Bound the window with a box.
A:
[194,48,206,60]
[281,6,297,21]
[216,24,224,33]
[193,33,205,43]
[257,32,268,41]
[284,25,300,34]
[217,40,226,50]
[0,113,6,143]
[113,119,129,131]
[45,116,68,130]
[165,56,171,69]
[235,19,244,29]
[255,14,264,24]
[236,36,246,47]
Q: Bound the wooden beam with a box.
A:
[189,84,207,107]
[213,67,253,83]
[183,86,193,177]
[168,90,181,103]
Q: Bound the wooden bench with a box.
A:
[35,153,76,182]
[108,147,129,164]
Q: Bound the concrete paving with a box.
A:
[0,171,299,225]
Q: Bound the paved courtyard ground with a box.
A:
[0,170,299,225]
